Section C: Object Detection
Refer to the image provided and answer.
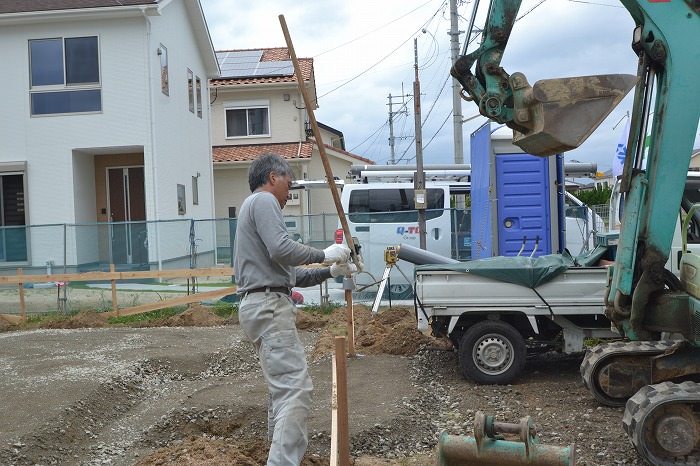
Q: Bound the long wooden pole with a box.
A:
[334,336,350,466]
[280,15,356,356]
[279,15,355,255]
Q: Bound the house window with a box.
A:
[29,36,101,115]
[187,69,194,113]
[159,44,169,95]
[192,175,199,205]
[177,184,186,215]
[195,76,202,118]
[0,170,28,262]
[225,100,270,138]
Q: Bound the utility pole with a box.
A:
[387,92,409,165]
[413,38,427,250]
[450,0,467,210]
[449,0,464,165]
[388,93,396,164]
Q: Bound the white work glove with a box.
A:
[330,262,358,278]
[323,244,351,264]
[353,254,364,273]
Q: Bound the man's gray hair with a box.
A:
[248,154,294,192]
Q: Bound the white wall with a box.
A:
[148,0,216,261]
[0,17,148,228]
[0,1,217,267]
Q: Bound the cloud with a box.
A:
[200,0,699,172]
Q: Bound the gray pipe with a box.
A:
[397,243,459,265]
[350,164,471,177]
[563,162,597,177]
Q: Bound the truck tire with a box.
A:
[459,320,525,385]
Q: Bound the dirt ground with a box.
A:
[0,303,644,465]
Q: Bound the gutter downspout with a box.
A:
[141,7,163,272]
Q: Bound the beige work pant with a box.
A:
[239,290,313,466]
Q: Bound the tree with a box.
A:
[574,186,612,206]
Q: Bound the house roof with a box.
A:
[213,142,314,163]
[0,0,156,13]
[212,141,374,165]
[0,0,219,78]
[211,48,313,86]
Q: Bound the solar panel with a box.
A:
[216,50,295,79]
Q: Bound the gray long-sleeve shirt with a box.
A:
[233,191,332,293]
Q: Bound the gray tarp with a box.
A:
[415,251,576,288]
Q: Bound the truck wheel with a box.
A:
[459,320,525,385]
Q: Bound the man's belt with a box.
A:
[243,286,291,296]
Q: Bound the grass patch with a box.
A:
[211,301,237,319]
[108,306,186,324]
[20,311,75,328]
[301,301,341,316]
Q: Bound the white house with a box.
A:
[210,47,373,246]
[0,0,219,271]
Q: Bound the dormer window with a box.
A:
[224,100,270,138]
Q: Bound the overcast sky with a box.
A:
[199,0,700,173]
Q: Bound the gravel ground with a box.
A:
[0,305,644,465]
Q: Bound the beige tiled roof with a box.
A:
[0,0,157,13]
[213,142,313,163]
[212,47,313,86]
[212,141,374,165]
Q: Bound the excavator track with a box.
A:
[580,340,677,407]
[623,381,700,465]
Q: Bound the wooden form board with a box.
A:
[0,267,234,285]
[6,266,236,321]
[104,286,237,317]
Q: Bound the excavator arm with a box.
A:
[609,1,700,342]
[447,1,700,464]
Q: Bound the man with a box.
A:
[233,153,356,465]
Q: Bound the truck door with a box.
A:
[495,154,552,256]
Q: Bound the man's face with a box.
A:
[269,171,293,208]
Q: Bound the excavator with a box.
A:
[447,0,700,464]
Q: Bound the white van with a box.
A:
[336,181,470,297]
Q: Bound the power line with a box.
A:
[317,0,448,100]
[424,110,453,149]
[567,0,624,7]
[313,0,436,58]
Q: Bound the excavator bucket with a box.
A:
[436,412,575,466]
[510,73,638,156]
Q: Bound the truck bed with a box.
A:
[415,266,608,316]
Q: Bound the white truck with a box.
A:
[407,173,700,386]
[394,243,616,385]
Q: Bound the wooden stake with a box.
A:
[346,290,355,357]
[334,336,350,466]
[110,264,118,315]
[18,268,25,323]
[330,354,338,466]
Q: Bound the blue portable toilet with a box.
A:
[470,122,565,259]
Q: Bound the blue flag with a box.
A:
[612,118,630,178]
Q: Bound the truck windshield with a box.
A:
[348,188,445,223]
